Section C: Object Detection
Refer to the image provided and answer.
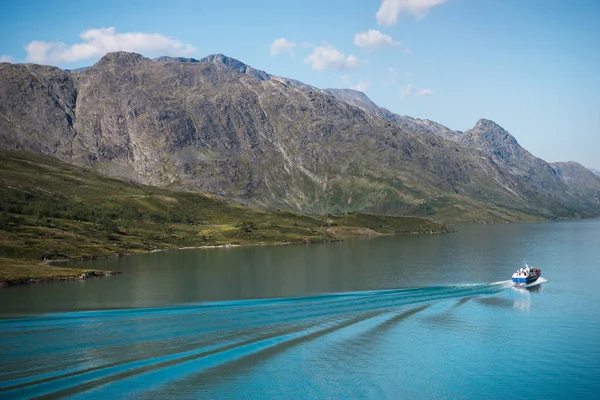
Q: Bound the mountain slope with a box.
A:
[0,149,451,284]
[156,54,272,81]
[328,89,600,217]
[326,88,461,139]
[456,120,600,214]
[550,161,600,194]
[1,52,599,222]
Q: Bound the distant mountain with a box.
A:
[1,51,600,222]
[65,66,90,73]
[457,119,552,178]
[155,56,200,63]
[326,88,461,139]
[589,168,600,177]
[197,54,271,81]
[552,162,600,190]
[325,89,380,113]
[156,54,271,81]
[328,89,600,216]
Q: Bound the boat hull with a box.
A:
[512,273,541,285]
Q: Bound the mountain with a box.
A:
[457,119,559,181]
[551,162,600,190]
[326,88,461,139]
[155,54,271,81]
[65,66,90,73]
[328,89,600,217]
[456,120,600,215]
[1,52,600,222]
[589,168,600,177]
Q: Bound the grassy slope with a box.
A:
[0,150,452,285]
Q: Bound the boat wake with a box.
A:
[0,282,511,398]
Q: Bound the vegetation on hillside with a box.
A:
[0,150,452,285]
[3,56,597,224]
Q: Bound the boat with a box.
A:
[512,263,541,286]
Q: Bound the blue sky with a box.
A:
[1,0,599,169]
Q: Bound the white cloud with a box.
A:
[400,84,413,99]
[270,38,296,56]
[350,79,371,92]
[415,88,433,96]
[400,83,433,99]
[25,27,196,64]
[354,29,406,51]
[304,45,360,71]
[377,0,449,26]
[0,55,14,63]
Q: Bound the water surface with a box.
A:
[1,220,599,398]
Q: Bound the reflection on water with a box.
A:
[0,233,524,315]
[512,279,546,310]
[1,220,600,399]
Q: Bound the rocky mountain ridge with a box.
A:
[326,88,461,139]
[328,88,600,216]
[1,52,599,222]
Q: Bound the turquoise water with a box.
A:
[1,220,599,398]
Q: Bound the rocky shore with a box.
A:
[0,269,121,288]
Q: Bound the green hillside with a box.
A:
[0,150,452,285]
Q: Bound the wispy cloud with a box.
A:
[354,29,409,52]
[415,88,433,96]
[304,45,360,71]
[270,38,296,56]
[25,27,196,64]
[350,79,371,92]
[400,83,434,99]
[377,0,449,26]
[383,67,398,86]
[0,55,14,63]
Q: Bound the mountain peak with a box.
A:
[327,88,371,100]
[154,56,199,63]
[95,52,148,67]
[325,88,379,113]
[468,118,516,144]
[198,54,270,81]
[474,118,503,130]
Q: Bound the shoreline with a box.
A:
[0,270,122,288]
[0,237,347,288]
[0,230,441,288]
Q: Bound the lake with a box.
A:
[1,219,599,398]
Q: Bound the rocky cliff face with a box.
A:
[0,63,77,161]
[1,52,600,222]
